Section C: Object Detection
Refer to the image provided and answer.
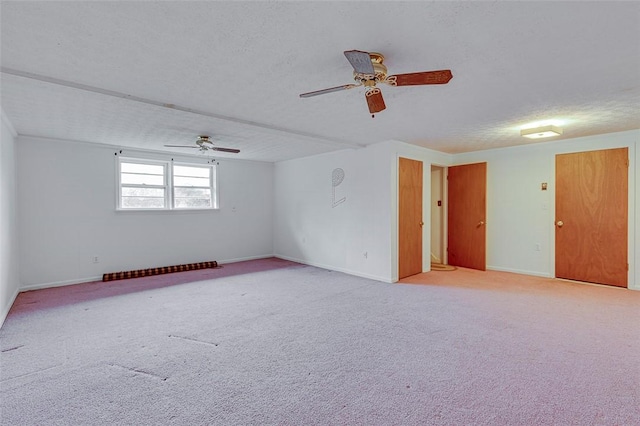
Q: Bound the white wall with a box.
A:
[6,128,638,316]
[454,129,638,289]
[274,145,391,281]
[1,111,20,326]
[17,136,274,290]
[275,130,638,288]
[273,141,453,282]
[388,142,454,281]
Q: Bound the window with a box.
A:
[173,165,214,209]
[119,160,168,209]
[117,158,217,210]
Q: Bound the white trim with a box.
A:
[118,157,169,209]
[1,108,18,137]
[0,287,20,329]
[487,266,553,278]
[17,255,276,292]
[172,161,217,209]
[115,208,221,215]
[117,157,218,211]
[218,254,277,264]
[20,276,103,292]
[275,254,392,283]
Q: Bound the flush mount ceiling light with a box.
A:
[520,125,563,139]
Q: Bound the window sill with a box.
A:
[115,208,220,214]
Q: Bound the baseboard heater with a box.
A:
[102,261,219,282]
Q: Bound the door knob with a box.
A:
[556,220,564,227]
[478,221,485,226]
[419,221,424,227]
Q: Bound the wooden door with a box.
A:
[399,157,423,279]
[555,148,628,287]
[447,162,486,270]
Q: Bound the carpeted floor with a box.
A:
[1,258,639,425]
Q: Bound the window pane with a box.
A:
[174,165,209,178]
[121,197,165,208]
[174,188,211,198]
[121,173,164,185]
[174,186,211,208]
[121,162,164,175]
[174,198,212,208]
[173,176,210,187]
[122,187,165,197]
[117,159,216,210]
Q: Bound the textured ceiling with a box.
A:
[1,1,639,162]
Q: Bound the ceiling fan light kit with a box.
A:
[300,50,453,116]
[520,125,563,139]
[164,135,240,153]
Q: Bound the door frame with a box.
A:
[430,165,448,265]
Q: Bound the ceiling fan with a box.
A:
[300,50,452,116]
[164,136,240,153]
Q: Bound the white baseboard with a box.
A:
[274,254,392,283]
[486,265,553,278]
[18,255,275,293]
[218,254,275,264]
[20,276,103,292]
[1,286,20,329]
[488,266,640,290]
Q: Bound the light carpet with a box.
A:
[1,258,639,425]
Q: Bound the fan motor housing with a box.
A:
[353,52,388,85]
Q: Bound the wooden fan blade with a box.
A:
[365,88,386,114]
[387,70,452,86]
[344,50,375,75]
[211,147,240,154]
[164,145,199,148]
[300,84,359,98]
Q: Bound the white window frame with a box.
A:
[116,157,218,211]
[172,162,218,210]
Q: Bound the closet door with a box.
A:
[555,148,628,287]
[447,162,486,271]
[399,157,423,279]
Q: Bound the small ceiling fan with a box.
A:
[164,135,240,153]
[300,50,452,116]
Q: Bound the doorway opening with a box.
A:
[430,165,445,266]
